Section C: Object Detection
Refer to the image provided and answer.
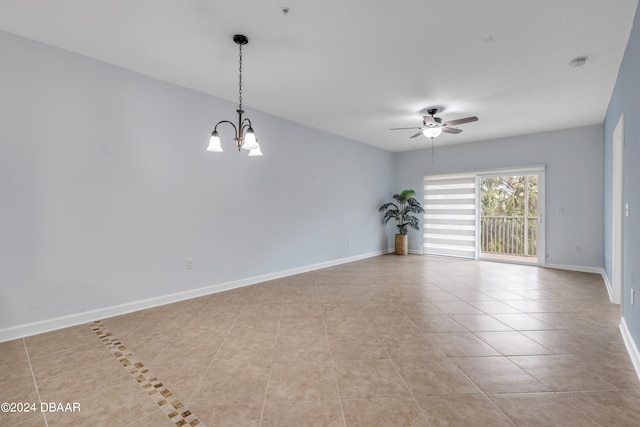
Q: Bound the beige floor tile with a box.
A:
[509,354,620,391]
[190,362,270,406]
[376,328,446,358]
[213,335,277,366]
[430,301,485,315]
[321,302,364,318]
[575,351,640,389]
[189,403,262,427]
[395,357,481,396]
[23,325,99,359]
[468,300,524,314]
[416,394,513,427]
[401,301,445,316]
[281,302,324,318]
[324,316,376,337]
[557,391,640,426]
[333,359,411,399]
[229,318,280,339]
[279,316,326,337]
[409,314,468,333]
[489,392,600,426]
[0,339,27,365]
[521,330,606,354]
[426,332,501,357]
[579,325,628,352]
[5,415,47,427]
[273,333,332,363]
[328,335,389,360]
[625,388,640,399]
[267,362,338,401]
[449,314,514,331]
[36,355,131,403]
[417,290,460,302]
[0,387,42,427]
[0,360,35,397]
[452,356,549,393]
[44,380,158,427]
[261,399,344,427]
[124,409,176,427]
[342,397,429,426]
[481,290,528,300]
[474,331,555,356]
[28,340,113,380]
[503,299,558,313]
[490,313,557,330]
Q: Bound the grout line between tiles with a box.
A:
[258,302,283,427]
[89,320,203,427]
[184,299,244,407]
[22,338,49,427]
[372,315,436,427]
[320,288,348,427]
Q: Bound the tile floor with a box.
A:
[1,255,640,426]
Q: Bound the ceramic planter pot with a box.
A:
[395,234,408,255]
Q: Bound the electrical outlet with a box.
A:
[574,245,581,253]
[185,259,193,270]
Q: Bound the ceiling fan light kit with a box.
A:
[390,107,478,141]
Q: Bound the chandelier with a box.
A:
[207,34,263,156]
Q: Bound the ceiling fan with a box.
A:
[390,108,478,139]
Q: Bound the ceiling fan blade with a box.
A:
[390,127,422,130]
[410,131,423,138]
[442,127,462,134]
[442,116,478,127]
[423,115,437,126]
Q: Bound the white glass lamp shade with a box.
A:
[241,128,258,150]
[207,131,223,152]
[422,126,443,139]
[248,142,263,156]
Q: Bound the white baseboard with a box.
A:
[601,268,615,303]
[0,250,387,343]
[543,263,604,274]
[620,317,640,382]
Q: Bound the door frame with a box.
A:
[612,114,625,305]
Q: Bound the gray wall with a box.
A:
[0,30,394,333]
[394,125,604,269]
[604,5,640,343]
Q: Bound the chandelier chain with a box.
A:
[238,43,243,110]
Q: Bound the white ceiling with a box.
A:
[0,0,637,152]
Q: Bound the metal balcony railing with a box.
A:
[480,216,538,257]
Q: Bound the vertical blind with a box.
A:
[423,175,477,258]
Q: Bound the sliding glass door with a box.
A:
[423,168,545,265]
[479,174,540,263]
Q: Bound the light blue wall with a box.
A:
[394,126,604,269]
[0,30,394,331]
[604,5,640,341]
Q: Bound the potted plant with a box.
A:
[379,189,425,255]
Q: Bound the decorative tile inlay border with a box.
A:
[89,321,202,427]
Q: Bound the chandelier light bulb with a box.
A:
[242,128,258,150]
[248,142,263,156]
[206,131,223,152]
